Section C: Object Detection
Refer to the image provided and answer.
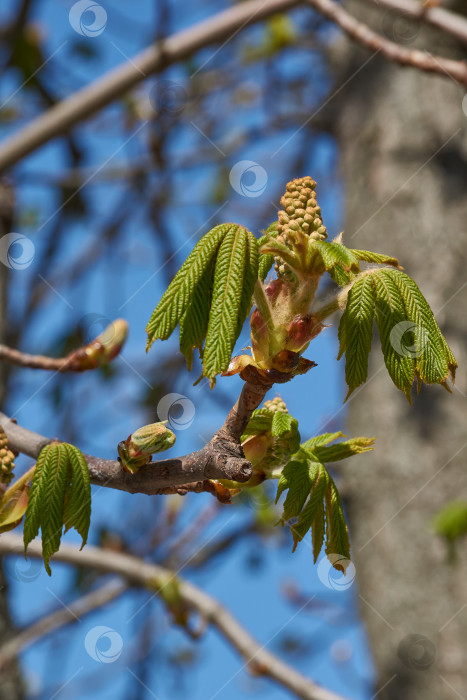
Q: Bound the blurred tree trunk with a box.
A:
[0,184,25,700]
[334,3,467,698]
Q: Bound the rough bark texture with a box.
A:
[334,3,467,698]
[0,184,24,699]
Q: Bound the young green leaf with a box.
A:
[387,269,457,387]
[277,459,320,523]
[146,224,229,350]
[325,476,350,567]
[301,432,345,452]
[338,274,376,398]
[312,240,360,276]
[235,231,259,336]
[290,466,328,552]
[373,270,416,400]
[241,408,274,440]
[62,444,91,548]
[311,497,326,562]
[258,221,278,281]
[350,249,400,268]
[23,442,91,575]
[307,436,375,463]
[202,225,250,385]
[179,259,214,370]
[271,410,297,438]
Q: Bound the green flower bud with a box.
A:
[129,422,176,456]
[118,441,151,475]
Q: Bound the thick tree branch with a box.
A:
[0,534,347,700]
[306,0,467,86]
[0,579,126,670]
[0,0,302,172]
[0,379,272,495]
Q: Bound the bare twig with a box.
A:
[0,378,272,495]
[368,0,467,47]
[0,0,302,172]
[306,0,467,86]
[0,534,347,700]
[0,319,128,372]
[0,579,127,670]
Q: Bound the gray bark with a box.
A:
[334,3,467,698]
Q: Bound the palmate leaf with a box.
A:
[203,226,258,385]
[274,431,374,566]
[338,268,457,400]
[147,222,260,385]
[23,442,91,575]
[275,455,353,569]
[146,224,229,349]
[337,274,375,398]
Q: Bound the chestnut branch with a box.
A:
[0,378,273,497]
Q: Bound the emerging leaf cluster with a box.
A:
[23,443,91,575]
[275,432,374,569]
[338,268,457,400]
[241,404,301,471]
[146,223,259,385]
